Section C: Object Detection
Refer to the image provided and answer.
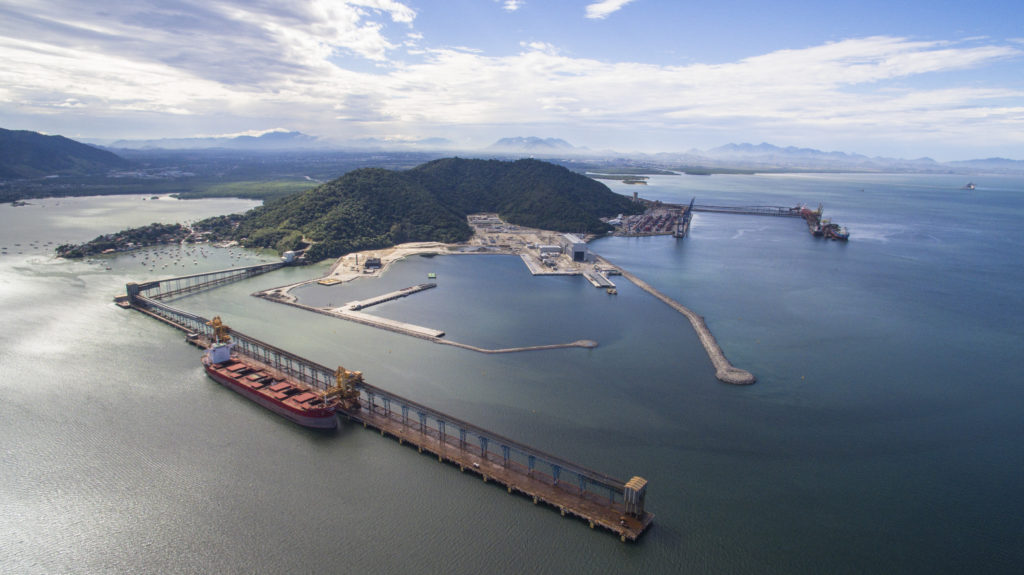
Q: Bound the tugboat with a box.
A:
[822,220,850,241]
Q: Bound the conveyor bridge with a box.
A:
[121,269,653,541]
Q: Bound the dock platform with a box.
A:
[582,270,616,288]
[341,398,653,542]
[344,282,436,310]
[337,308,445,338]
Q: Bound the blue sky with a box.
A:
[0,0,1021,160]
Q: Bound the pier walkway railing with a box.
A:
[692,204,803,217]
[126,262,284,301]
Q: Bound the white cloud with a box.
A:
[0,2,1020,157]
[499,0,524,11]
[585,0,636,20]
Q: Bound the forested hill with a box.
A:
[217,157,641,261]
[0,128,129,179]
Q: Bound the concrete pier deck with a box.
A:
[343,283,436,310]
[336,308,446,338]
[582,270,616,288]
[340,403,654,541]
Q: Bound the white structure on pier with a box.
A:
[561,234,590,262]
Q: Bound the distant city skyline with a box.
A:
[1,0,1021,161]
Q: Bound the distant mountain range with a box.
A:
[0,127,129,178]
[487,137,578,154]
[5,126,1023,180]
[108,130,320,150]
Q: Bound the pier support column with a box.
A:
[479,436,489,459]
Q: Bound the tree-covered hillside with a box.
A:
[216,157,641,261]
[0,127,129,179]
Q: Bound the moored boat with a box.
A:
[201,317,361,429]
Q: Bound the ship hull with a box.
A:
[204,364,339,430]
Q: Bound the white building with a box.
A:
[560,234,589,262]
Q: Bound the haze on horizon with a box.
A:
[0,0,1021,162]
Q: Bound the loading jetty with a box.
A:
[618,196,848,241]
[117,263,653,542]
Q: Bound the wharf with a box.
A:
[343,283,436,311]
[691,204,802,217]
[340,401,653,542]
[337,308,445,338]
[519,253,580,277]
[582,270,616,288]
[122,289,653,542]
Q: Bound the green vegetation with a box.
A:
[172,180,319,202]
[222,157,643,260]
[676,166,758,175]
[585,167,677,176]
[589,174,649,184]
[0,127,129,180]
[55,158,643,262]
[56,223,190,258]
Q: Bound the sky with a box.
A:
[0,0,1022,160]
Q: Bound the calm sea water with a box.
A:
[1,177,1022,574]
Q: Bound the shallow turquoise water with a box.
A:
[1,177,1022,574]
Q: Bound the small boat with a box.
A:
[963,182,976,190]
[606,288,617,295]
[427,272,436,279]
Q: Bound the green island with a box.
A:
[56,158,644,261]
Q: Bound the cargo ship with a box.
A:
[201,317,361,429]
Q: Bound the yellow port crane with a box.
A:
[206,316,231,344]
[324,366,363,410]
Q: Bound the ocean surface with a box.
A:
[1,176,1022,574]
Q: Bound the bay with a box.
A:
[1,175,1021,574]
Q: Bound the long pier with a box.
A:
[691,204,803,217]
[343,282,436,310]
[119,269,653,542]
[124,262,285,301]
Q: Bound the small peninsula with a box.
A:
[57,157,644,261]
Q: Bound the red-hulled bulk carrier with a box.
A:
[201,317,361,429]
